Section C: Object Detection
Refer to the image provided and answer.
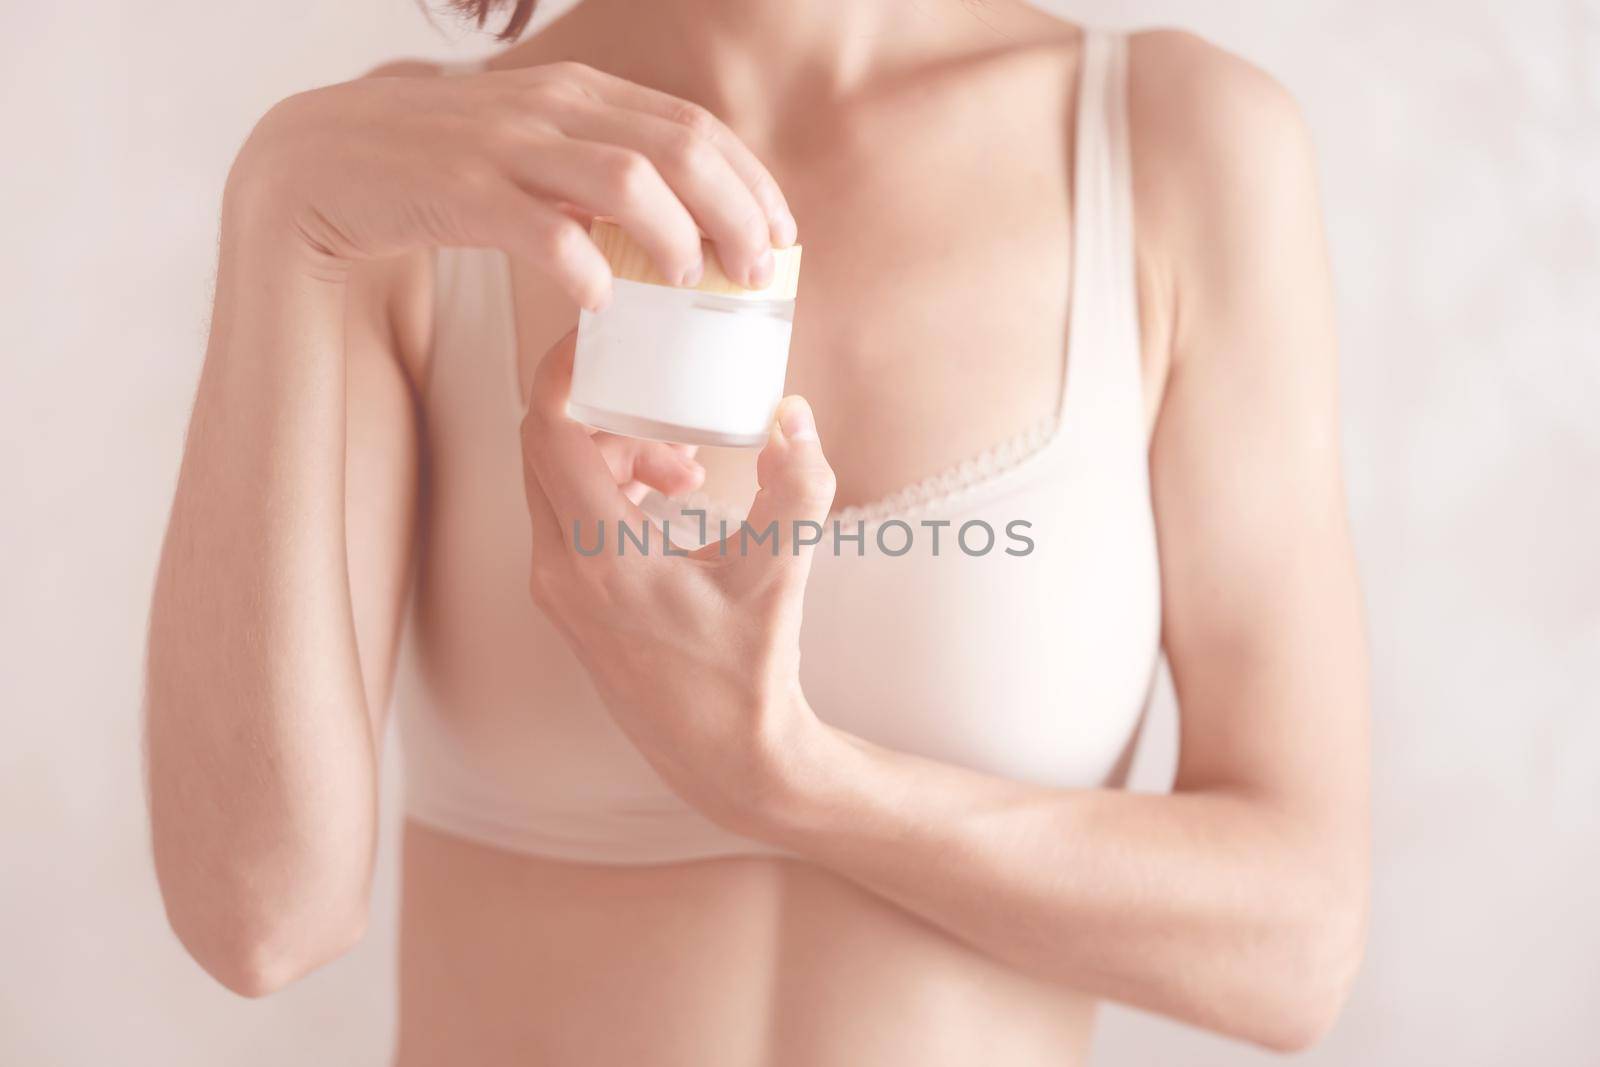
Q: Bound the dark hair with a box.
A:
[450,0,537,41]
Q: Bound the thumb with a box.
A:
[736,396,837,575]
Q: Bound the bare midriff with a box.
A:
[394,822,1097,1067]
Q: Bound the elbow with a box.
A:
[1252,980,1353,1054]
[221,916,368,999]
[168,897,370,999]
[1248,882,1369,1053]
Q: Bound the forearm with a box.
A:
[767,719,1367,1051]
[145,189,375,994]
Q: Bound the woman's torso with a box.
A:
[392,8,1167,1063]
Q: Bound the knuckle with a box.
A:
[522,80,582,112]
[482,116,534,158]
[748,172,783,212]
[669,100,719,141]
[602,149,657,202]
[663,125,715,175]
[739,206,769,248]
[545,60,593,83]
[541,219,588,266]
[801,465,837,508]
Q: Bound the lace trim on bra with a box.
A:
[666,411,1063,527]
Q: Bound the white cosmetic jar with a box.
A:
[569,219,804,448]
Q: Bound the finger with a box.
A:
[735,396,836,581]
[593,432,706,498]
[561,66,798,250]
[553,102,775,289]
[519,448,583,640]
[523,330,648,542]
[629,442,707,497]
[554,200,596,226]
[518,411,566,560]
[473,182,613,311]
[510,139,705,288]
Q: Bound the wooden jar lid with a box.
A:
[589,218,802,301]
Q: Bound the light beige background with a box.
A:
[2,1,1596,1063]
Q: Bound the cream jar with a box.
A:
[569,220,804,448]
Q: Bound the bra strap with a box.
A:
[1060,29,1142,425]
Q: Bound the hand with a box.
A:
[518,331,837,835]
[227,60,797,304]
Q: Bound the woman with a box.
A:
[146,0,1370,1062]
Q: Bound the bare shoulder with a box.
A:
[1127,29,1313,171]
[1124,30,1327,355]
[1125,29,1321,238]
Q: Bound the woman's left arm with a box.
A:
[758,37,1369,1052]
[519,33,1366,1054]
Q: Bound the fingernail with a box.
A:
[772,210,798,248]
[778,396,817,441]
[749,248,775,289]
[680,260,704,287]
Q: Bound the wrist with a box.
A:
[749,694,855,847]
[222,142,350,287]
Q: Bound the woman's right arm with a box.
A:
[145,182,398,999]
[145,60,794,996]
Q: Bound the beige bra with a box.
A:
[393,29,1160,864]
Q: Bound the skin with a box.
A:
[145,0,1369,1063]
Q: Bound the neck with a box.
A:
[535,0,1040,127]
